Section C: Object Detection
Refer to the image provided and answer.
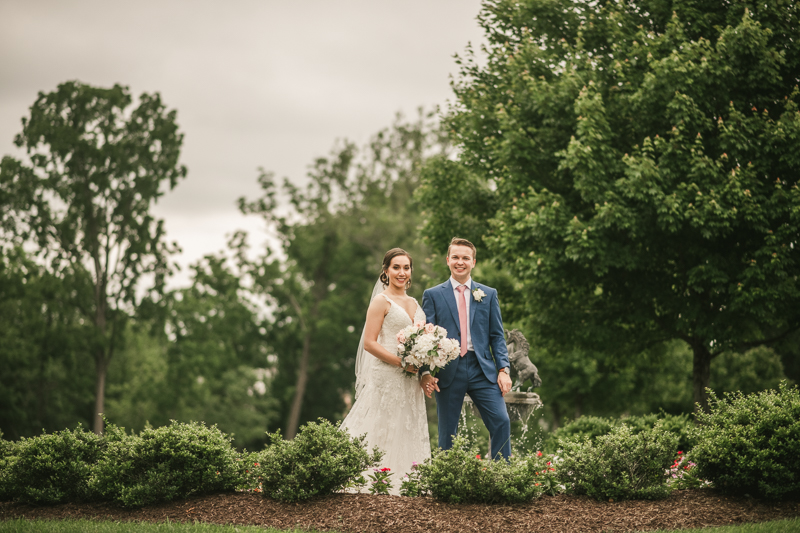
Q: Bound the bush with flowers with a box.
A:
[235,451,266,494]
[416,435,548,503]
[557,422,677,501]
[399,461,424,497]
[251,418,382,502]
[368,467,393,494]
[666,451,711,490]
[529,450,563,496]
[691,381,800,499]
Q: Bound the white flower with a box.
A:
[472,288,487,302]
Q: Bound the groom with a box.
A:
[420,237,512,459]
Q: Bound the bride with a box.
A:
[341,248,431,494]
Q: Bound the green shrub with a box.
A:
[4,426,101,504]
[235,450,264,493]
[667,451,712,490]
[547,413,694,453]
[89,420,239,507]
[692,382,800,499]
[254,419,380,502]
[548,416,615,451]
[418,435,548,503]
[622,413,695,452]
[557,422,677,501]
[0,434,19,502]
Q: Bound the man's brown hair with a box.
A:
[447,237,476,259]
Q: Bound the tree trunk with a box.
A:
[285,332,312,439]
[690,340,713,414]
[551,402,561,431]
[93,354,107,434]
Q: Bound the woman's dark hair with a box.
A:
[380,248,413,288]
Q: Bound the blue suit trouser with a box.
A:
[435,350,511,459]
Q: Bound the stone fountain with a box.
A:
[463,329,542,423]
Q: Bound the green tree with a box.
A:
[420,0,800,411]
[106,251,279,450]
[240,112,446,438]
[0,247,94,438]
[0,81,186,432]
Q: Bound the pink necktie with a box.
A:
[456,285,468,357]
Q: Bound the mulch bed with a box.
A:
[2,490,799,532]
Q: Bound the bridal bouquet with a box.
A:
[396,321,460,375]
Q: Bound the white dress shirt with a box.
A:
[450,276,474,352]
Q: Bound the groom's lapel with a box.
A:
[469,281,478,329]
[441,281,460,330]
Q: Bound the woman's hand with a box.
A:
[403,363,419,374]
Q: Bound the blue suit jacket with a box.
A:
[421,280,510,389]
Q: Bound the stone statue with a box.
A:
[465,329,543,424]
[505,329,542,389]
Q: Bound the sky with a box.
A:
[0,0,486,287]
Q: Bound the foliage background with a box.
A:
[1,0,798,451]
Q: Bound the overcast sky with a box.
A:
[1,0,486,287]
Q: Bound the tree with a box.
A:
[0,246,94,438]
[0,81,186,432]
[240,112,447,438]
[105,251,280,450]
[418,0,800,412]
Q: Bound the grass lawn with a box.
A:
[1,518,799,533]
[0,520,302,532]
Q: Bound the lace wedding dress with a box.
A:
[341,293,431,495]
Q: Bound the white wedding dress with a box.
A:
[341,293,431,495]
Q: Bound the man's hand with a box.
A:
[420,374,440,398]
[498,370,512,396]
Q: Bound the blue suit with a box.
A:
[422,279,511,459]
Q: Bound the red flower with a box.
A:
[381,467,391,472]
[678,451,683,455]
[476,454,481,460]
[537,451,543,457]
[254,462,260,467]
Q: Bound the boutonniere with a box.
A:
[472,288,486,302]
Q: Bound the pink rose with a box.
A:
[424,323,435,334]
[397,331,406,343]
[415,320,425,328]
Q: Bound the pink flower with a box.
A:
[425,323,436,334]
[415,320,425,328]
[397,331,406,343]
